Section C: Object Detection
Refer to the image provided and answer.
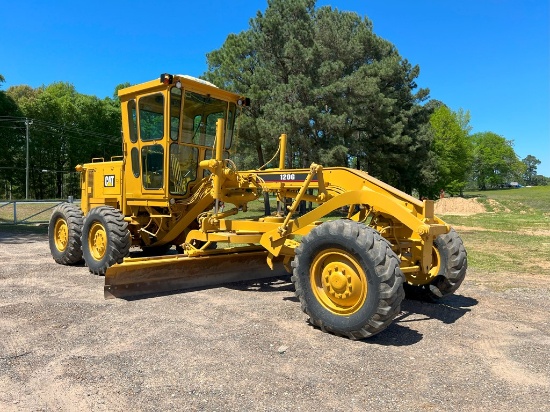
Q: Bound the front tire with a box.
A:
[81,206,131,275]
[292,219,405,339]
[48,203,84,265]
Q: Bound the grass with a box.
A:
[440,186,550,278]
[217,189,550,280]
[0,200,63,225]
[447,186,550,231]
[224,197,347,222]
[469,185,549,211]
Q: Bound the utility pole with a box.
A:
[25,118,32,199]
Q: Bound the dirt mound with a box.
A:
[434,197,486,215]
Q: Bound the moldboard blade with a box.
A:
[104,249,288,299]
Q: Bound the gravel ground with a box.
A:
[0,229,549,411]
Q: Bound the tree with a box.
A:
[472,132,524,190]
[428,105,474,195]
[112,82,131,105]
[533,175,549,186]
[0,75,25,198]
[205,0,434,193]
[522,155,541,185]
[6,82,122,199]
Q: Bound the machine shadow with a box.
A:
[399,294,478,325]
[123,276,477,347]
[0,230,48,244]
[121,275,296,301]
[226,275,296,296]
[228,277,478,347]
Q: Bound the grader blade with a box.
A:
[104,250,288,299]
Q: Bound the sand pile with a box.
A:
[434,197,486,215]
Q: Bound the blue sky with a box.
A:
[1,0,549,176]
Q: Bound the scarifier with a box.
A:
[48,74,467,339]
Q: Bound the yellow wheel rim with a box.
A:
[310,248,367,315]
[54,218,69,252]
[88,222,107,261]
[407,245,442,285]
[428,246,442,279]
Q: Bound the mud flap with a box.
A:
[104,249,289,299]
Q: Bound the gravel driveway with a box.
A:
[1,229,548,411]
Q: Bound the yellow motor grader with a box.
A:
[48,74,467,339]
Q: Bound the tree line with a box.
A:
[0,79,126,199]
[0,0,546,200]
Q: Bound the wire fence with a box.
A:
[0,198,79,225]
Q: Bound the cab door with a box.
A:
[123,91,168,206]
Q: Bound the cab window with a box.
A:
[169,144,198,195]
[131,147,140,177]
[128,100,137,143]
[142,144,164,189]
[170,87,182,141]
[225,108,236,149]
[139,93,164,141]
[205,112,224,147]
[181,91,233,147]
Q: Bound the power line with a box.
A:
[27,125,121,149]
[0,125,26,129]
[31,118,118,138]
[0,116,120,142]
[0,116,123,199]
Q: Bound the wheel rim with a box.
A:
[310,248,367,315]
[407,244,442,285]
[88,222,107,261]
[54,218,69,252]
[429,246,442,279]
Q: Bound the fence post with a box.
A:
[13,201,17,224]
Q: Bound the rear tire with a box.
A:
[405,228,467,300]
[81,206,131,275]
[292,219,405,339]
[48,203,84,265]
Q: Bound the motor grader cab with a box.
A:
[49,73,467,339]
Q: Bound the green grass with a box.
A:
[442,186,550,228]
[236,187,549,279]
[225,191,547,279]
[0,201,62,224]
[441,186,550,277]
[224,197,347,221]
[466,185,549,211]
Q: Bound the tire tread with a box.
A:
[292,219,405,339]
[48,203,84,265]
[81,206,131,275]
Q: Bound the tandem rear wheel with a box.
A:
[404,228,467,301]
[48,203,84,265]
[292,219,405,339]
[81,206,131,275]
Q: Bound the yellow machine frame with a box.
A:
[49,73,467,339]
